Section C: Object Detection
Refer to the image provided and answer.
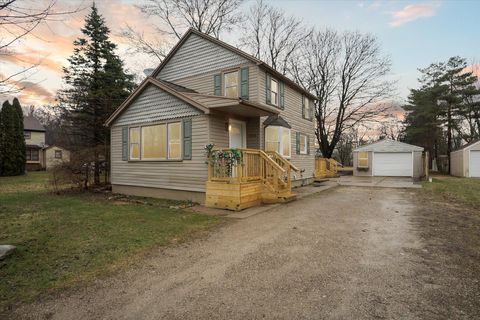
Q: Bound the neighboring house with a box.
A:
[24,116,46,171]
[23,116,70,171]
[450,140,480,178]
[353,139,425,178]
[44,145,71,170]
[105,28,317,206]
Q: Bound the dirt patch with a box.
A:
[409,191,480,318]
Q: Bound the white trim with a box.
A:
[411,151,414,177]
[371,152,374,176]
[228,119,246,148]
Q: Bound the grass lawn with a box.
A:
[0,172,219,311]
[423,175,480,208]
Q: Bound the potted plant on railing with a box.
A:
[205,144,243,177]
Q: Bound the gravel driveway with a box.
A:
[13,186,479,319]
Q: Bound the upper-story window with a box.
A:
[24,131,31,139]
[303,96,313,120]
[224,71,238,98]
[270,78,279,106]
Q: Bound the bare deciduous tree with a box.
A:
[0,0,80,94]
[290,29,394,158]
[122,0,244,63]
[239,0,311,74]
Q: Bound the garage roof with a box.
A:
[354,139,424,152]
[451,139,480,152]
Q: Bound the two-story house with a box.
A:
[24,115,70,171]
[105,29,317,210]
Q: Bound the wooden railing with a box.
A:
[207,148,289,194]
[265,151,299,191]
[315,157,340,178]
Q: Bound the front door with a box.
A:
[229,119,246,149]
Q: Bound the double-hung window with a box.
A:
[299,134,308,155]
[26,149,39,161]
[55,150,62,159]
[265,126,291,158]
[24,131,31,139]
[129,122,182,161]
[358,151,369,168]
[224,71,238,98]
[270,78,279,106]
[303,97,312,120]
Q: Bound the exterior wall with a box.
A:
[157,33,250,82]
[25,131,45,145]
[353,151,373,176]
[412,151,424,179]
[45,147,70,170]
[208,115,229,148]
[111,85,211,194]
[257,69,316,181]
[111,114,209,193]
[450,150,465,177]
[112,185,205,204]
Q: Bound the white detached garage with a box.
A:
[450,140,480,178]
[353,139,425,178]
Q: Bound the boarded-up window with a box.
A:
[129,127,141,159]
[141,124,167,159]
[358,151,369,168]
[168,122,181,159]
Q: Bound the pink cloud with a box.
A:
[390,3,438,27]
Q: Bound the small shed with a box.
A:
[450,140,480,178]
[43,145,71,170]
[353,139,424,178]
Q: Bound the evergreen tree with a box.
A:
[59,3,134,184]
[12,98,26,174]
[1,100,21,176]
[0,105,3,176]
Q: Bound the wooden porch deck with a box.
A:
[205,149,298,211]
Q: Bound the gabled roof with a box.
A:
[23,116,45,132]
[263,115,291,129]
[452,139,480,152]
[354,139,424,152]
[151,28,317,101]
[104,77,210,126]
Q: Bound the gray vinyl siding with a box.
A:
[157,33,249,81]
[208,115,229,147]
[258,69,316,180]
[173,65,260,102]
[246,117,261,149]
[111,115,209,192]
[412,151,424,178]
[113,84,202,126]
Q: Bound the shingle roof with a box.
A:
[23,116,45,132]
[354,139,424,152]
[158,79,198,93]
[263,115,291,129]
[452,139,480,152]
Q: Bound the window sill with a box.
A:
[128,159,184,162]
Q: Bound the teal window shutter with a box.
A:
[302,95,305,119]
[307,135,310,155]
[279,81,285,109]
[296,132,300,155]
[183,118,192,160]
[240,67,249,100]
[265,73,271,104]
[122,127,128,161]
[214,74,221,96]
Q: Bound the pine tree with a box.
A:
[1,100,19,176]
[12,98,26,174]
[59,3,134,185]
[0,105,3,176]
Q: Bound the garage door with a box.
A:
[470,151,480,177]
[373,152,412,177]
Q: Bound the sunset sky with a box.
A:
[1,0,479,107]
